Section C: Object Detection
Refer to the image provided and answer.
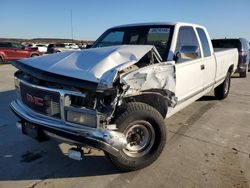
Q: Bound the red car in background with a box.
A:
[0,42,41,64]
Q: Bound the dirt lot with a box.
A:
[0,64,250,188]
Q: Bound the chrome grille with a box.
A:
[20,82,61,119]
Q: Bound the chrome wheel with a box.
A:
[123,120,155,158]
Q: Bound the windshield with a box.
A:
[92,25,174,60]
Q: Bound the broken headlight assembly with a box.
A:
[64,94,98,128]
[97,79,111,92]
[65,108,97,128]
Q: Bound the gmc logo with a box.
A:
[26,93,44,106]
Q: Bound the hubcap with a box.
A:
[123,120,155,157]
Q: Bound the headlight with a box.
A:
[64,94,96,109]
[66,109,97,128]
[97,79,110,92]
[14,77,21,100]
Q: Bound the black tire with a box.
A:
[31,54,39,58]
[214,71,231,100]
[239,69,247,78]
[0,57,4,64]
[106,102,166,171]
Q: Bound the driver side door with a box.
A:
[174,26,204,104]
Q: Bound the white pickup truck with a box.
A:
[10,22,238,171]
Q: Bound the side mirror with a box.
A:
[175,45,199,62]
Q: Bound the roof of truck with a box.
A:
[111,22,203,29]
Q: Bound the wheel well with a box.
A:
[0,54,5,62]
[30,53,39,57]
[124,93,168,118]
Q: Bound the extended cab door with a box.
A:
[196,27,216,91]
[174,26,204,104]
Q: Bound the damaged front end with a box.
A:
[10,45,176,156]
[98,46,177,121]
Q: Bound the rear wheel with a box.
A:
[0,57,4,64]
[106,102,167,171]
[214,71,231,100]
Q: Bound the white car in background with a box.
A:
[47,43,81,53]
[64,43,80,49]
[27,44,48,53]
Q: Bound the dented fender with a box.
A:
[120,61,177,107]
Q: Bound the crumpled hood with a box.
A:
[17,45,161,84]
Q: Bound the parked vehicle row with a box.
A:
[47,43,80,53]
[10,22,239,171]
[0,42,41,64]
[27,44,48,53]
[212,38,250,77]
[0,42,83,63]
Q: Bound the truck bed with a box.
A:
[214,48,235,52]
[214,48,238,84]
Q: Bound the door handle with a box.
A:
[201,64,205,70]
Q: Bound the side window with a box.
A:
[175,26,201,62]
[11,43,23,49]
[243,40,249,51]
[196,28,211,57]
[0,43,11,48]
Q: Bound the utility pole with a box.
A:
[70,9,74,42]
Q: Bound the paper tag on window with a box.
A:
[149,28,170,33]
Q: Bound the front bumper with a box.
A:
[10,100,127,157]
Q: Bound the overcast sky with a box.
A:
[1,0,250,41]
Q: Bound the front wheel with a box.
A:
[106,102,167,171]
[214,71,231,100]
